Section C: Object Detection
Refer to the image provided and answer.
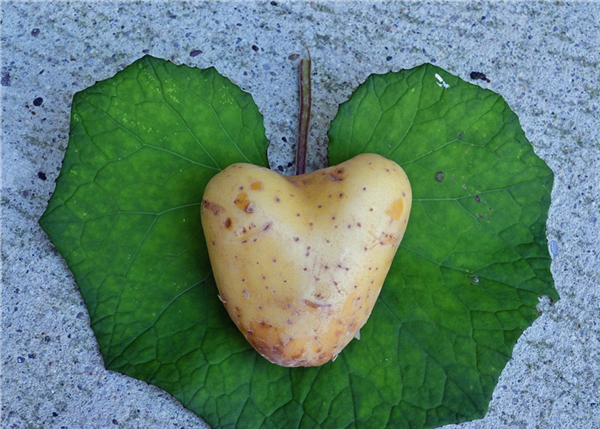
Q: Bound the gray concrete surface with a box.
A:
[2,1,599,428]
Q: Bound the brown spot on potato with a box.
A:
[304,300,331,309]
[329,168,344,181]
[250,181,263,190]
[234,192,254,213]
[202,199,224,216]
[224,218,232,229]
[386,198,405,221]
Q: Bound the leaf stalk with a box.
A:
[295,50,311,176]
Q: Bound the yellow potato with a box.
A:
[201,153,411,367]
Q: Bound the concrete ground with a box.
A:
[2,1,599,428]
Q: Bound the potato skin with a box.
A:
[201,153,411,367]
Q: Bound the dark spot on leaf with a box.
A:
[435,171,445,182]
[475,195,481,203]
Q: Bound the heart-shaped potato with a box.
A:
[201,153,411,367]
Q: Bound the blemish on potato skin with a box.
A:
[234,192,253,213]
[386,198,405,221]
[202,199,223,216]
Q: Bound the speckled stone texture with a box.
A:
[1,1,599,428]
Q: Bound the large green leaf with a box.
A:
[40,57,557,429]
[328,64,557,425]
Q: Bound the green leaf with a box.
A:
[328,64,557,425]
[40,57,557,429]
